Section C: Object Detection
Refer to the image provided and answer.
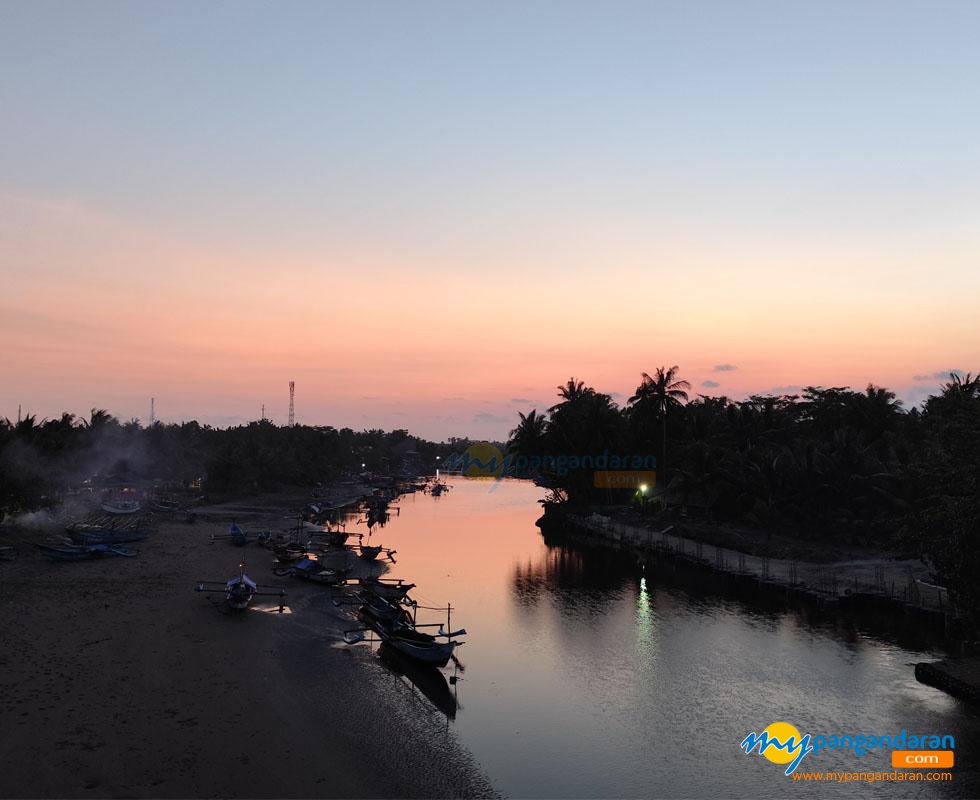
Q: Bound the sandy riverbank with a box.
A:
[0,490,496,799]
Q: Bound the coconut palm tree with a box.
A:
[508,409,547,459]
[549,378,591,412]
[628,366,690,498]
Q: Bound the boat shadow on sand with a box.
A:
[377,641,460,721]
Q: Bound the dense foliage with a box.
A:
[508,369,980,614]
[0,411,454,509]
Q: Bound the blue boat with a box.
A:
[37,543,138,561]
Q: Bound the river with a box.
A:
[351,476,980,798]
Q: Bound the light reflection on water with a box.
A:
[366,477,980,798]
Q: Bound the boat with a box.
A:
[101,499,142,515]
[357,576,416,601]
[307,529,349,547]
[381,626,461,668]
[149,498,181,512]
[36,542,138,561]
[67,527,151,546]
[211,522,248,546]
[358,593,414,626]
[348,602,464,668]
[358,543,384,560]
[196,563,286,612]
[273,543,307,563]
[275,557,350,586]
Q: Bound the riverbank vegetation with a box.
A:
[508,369,980,623]
[0,413,457,510]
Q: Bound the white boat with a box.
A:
[196,563,286,612]
[101,499,141,515]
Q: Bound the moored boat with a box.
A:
[36,542,138,561]
[101,499,142,515]
[196,563,286,612]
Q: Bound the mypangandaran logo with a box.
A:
[741,723,956,776]
[461,442,507,479]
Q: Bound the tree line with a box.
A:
[0,411,455,510]
[507,368,980,616]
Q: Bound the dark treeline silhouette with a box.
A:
[508,368,980,621]
[0,410,459,511]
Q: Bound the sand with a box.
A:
[0,492,496,799]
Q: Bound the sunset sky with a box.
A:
[2,1,979,440]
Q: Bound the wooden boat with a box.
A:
[358,543,384,560]
[36,542,138,561]
[273,543,306,563]
[149,499,181,512]
[196,563,286,612]
[68,527,151,546]
[211,522,248,546]
[101,499,141,515]
[382,627,460,668]
[275,557,350,586]
[349,604,464,668]
[358,576,416,601]
[358,593,414,626]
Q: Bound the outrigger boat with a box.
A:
[346,600,465,668]
[67,526,151,546]
[275,557,350,586]
[211,522,248,547]
[356,576,416,602]
[196,563,286,612]
[101,498,142,515]
[36,542,138,561]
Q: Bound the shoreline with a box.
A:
[538,503,958,641]
[0,486,496,799]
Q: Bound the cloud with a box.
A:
[701,380,720,388]
[765,385,804,395]
[510,397,531,405]
[913,369,962,382]
[713,363,738,372]
[472,411,510,425]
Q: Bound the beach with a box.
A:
[0,491,495,799]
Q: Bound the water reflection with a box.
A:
[361,478,980,798]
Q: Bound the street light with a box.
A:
[640,484,648,493]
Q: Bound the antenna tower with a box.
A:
[288,381,295,427]
[150,397,155,426]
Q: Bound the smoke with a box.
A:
[5,509,56,528]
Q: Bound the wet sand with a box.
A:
[0,492,496,798]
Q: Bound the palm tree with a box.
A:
[549,378,591,412]
[628,366,690,499]
[508,409,547,458]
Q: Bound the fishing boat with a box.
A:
[211,522,248,546]
[275,557,350,586]
[196,563,286,612]
[357,576,416,601]
[149,498,181,512]
[36,542,138,561]
[358,593,414,626]
[358,543,384,560]
[347,602,464,668]
[101,498,142,515]
[272,542,307,563]
[67,527,151,546]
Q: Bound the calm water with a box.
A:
[358,477,980,798]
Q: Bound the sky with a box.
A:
[2,1,979,440]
